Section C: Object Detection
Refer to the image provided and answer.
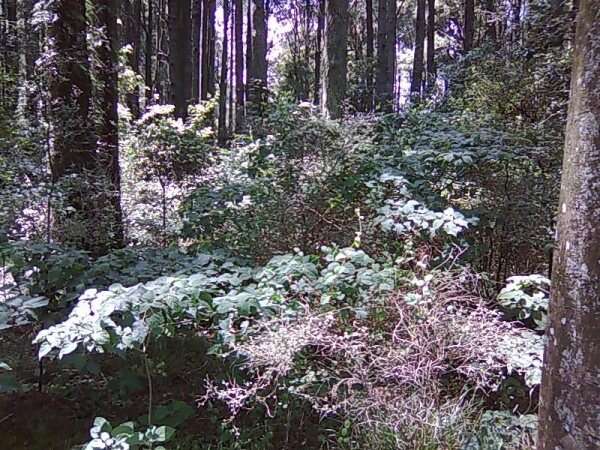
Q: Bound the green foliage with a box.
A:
[83,417,175,450]
[465,411,537,450]
[498,274,549,329]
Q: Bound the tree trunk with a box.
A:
[463,0,474,52]
[426,0,435,94]
[321,0,348,119]
[218,0,230,145]
[365,0,374,111]
[248,0,268,117]
[168,0,192,119]
[94,0,124,251]
[314,0,325,105]
[125,0,142,118]
[48,0,100,251]
[537,3,600,450]
[234,0,245,131]
[246,0,253,99]
[145,0,154,104]
[18,0,39,118]
[375,0,396,112]
[200,0,216,100]
[410,0,425,99]
[192,0,202,104]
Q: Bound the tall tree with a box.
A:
[192,0,202,103]
[537,2,600,449]
[314,0,325,104]
[410,0,425,99]
[321,0,348,119]
[94,0,124,250]
[365,0,374,111]
[248,0,268,116]
[145,0,154,104]
[234,0,245,131]
[375,0,396,111]
[124,0,142,118]
[246,0,253,98]
[168,0,192,119]
[47,0,99,251]
[426,0,435,93]
[218,0,230,144]
[463,0,474,52]
[201,0,216,100]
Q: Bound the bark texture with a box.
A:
[463,0,474,52]
[168,0,192,119]
[537,3,600,449]
[322,0,348,119]
[365,0,374,111]
[375,0,396,111]
[426,0,435,93]
[410,0,425,99]
[218,0,230,145]
[94,0,124,250]
[248,0,268,115]
[234,0,245,131]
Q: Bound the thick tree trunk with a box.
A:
[410,0,425,99]
[94,0,124,251]
[218,0,230,145]
[537,3,600,450]
[365,0,374,111]
[463,0,474,52]
[248,0,268,117]
[321,0,348,119]
[314,0,325,105]
[375,0,396,112]
[192,0,202,103]
[234,0,245,131]
[168,0,192,119]
[48,0,101,251]
[426,0,435,94]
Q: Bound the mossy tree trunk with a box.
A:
[537,2,600,449]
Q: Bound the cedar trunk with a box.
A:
[322,0,348,119]
[537,3,600,449]
[410,0,425,99]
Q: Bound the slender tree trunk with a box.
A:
[125,0,142,118]
[321,0,348,119]
[234,0,245,131]
[365,0,374,111]
[246,0,253,99]
[375,0,396,111]
[314,0,324,105]
[94,0,124,251]
[192,0,202,103]
[218,0,230,145]
[426,0,436,94]
[168,0,192,119]
[463,0,474,52]
[248,0,268,117]
[229,13,234,131]
[145,0,154,104]
[537,3,600,449]
[207,0,217,98]
[410,0,425,99]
